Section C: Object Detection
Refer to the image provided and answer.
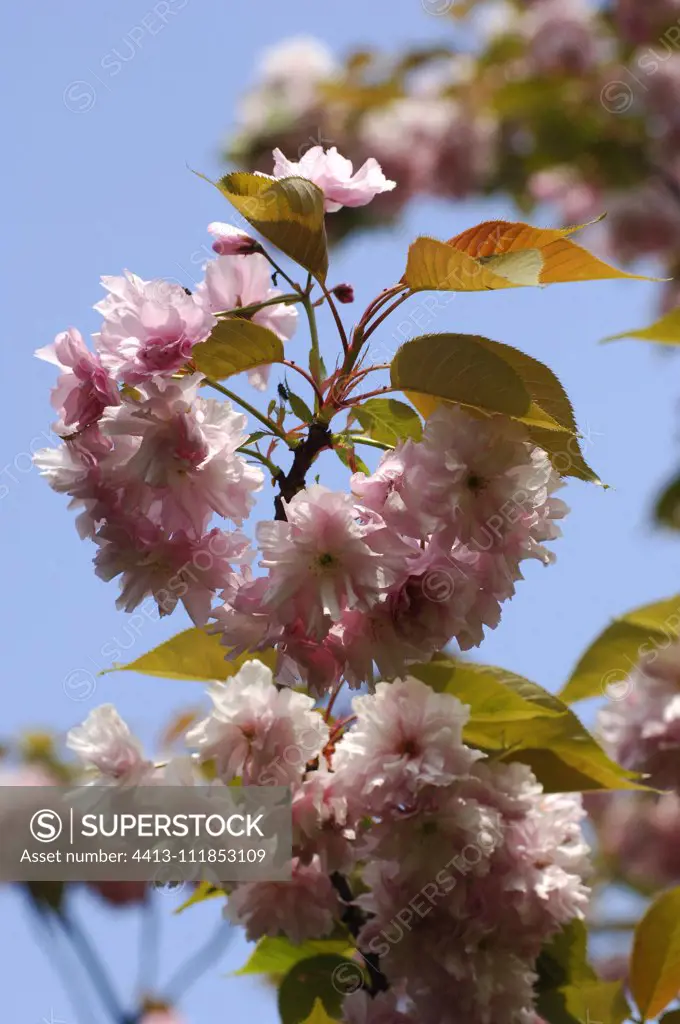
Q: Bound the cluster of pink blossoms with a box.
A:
[216,406,567,692]
[231,20,680,312]
[65,666,590,1024]
[590,642,680,889]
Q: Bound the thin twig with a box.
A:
[59,911,128,1023]
[282,359,325,404]
[319,281,349,353]
[164,919,234,1001]
[362,290,412,342]
[204,378,291,446]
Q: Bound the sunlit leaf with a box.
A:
[235,937,355,977]
[301,1000,342,1024]
[631,886,680,1020]
[174,880,225,913]
[391,333,579,434]
[656,474,680,530]
[538,981,630,1024]
[603,309,680,345]
[536,920,597,993]
[448,217,662,285]
[192,318,284,380]
[404,236,519,292]
[103,628,276,682]
[278,955,362,1024]
[559,595,680,704]
[352,398,423,445]
[412,656,645,792]
[215,172,328,281]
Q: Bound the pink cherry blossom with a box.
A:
[94,519,248,625]
[342,990,416,1024]
[198,252,298,389]
[292,766,355,874]
[94,271,215,385]
[598,642,680,790]
[102,375,263,533]
[207,221,260,255]
[67,704,151,783]
[225,854,340,944]
[332,677,483,815]
[257,485,413,638]
[272,145,396,213]
[36,327,120,432]
[186,658,328,785]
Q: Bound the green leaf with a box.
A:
[536,920,597,994]
[631,886,680,1020]
[103,628,276,682]
[235,937,355,977]
[539,981,630,1024]
[333,436,370,475]
[287,390,314,423]
[174,880,225,914]
[391,333,579,433]
[301,1001,341,1024]
[216,172,328,281]
[192,318,284,380]
[412,656,645,792]
[655,474,680,530]
[527,425,602,485]
[660,1012,680,1024]
[278,955,363,1024]
[412,657,564,723]
[603,309,680,345]
[559,595,680,704]
[353,398,423,446]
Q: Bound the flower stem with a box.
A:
[204,378,291,447]
[215,293,301,319]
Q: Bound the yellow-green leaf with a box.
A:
[216,172,328,281]
[192,318,284,380]
[412,656,645,792]
[603,309,680,345]
[448,217,662,285]
[391,333,582,436]
[404,236,519,292]
[103,627,276,682]
[527,425,602,485]
[559,595,680,704]
[174,880,225,913]
[631,886,680,1020]
[655,474,680,530]
[554,981,630,1024]
[278,955,362,1024]
[235,937,355,977]
[301,1000,341,1024]
[353,398,423,445]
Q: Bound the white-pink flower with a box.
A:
[198,252,297,390]
[36,327,120,431]
[598,642,680,791]
[257,485,412,638]
[332,677,482,814]
[67,704,151,783]
[94,520,248,625]
[94,271,215,384]
[186,658,328,785]
[102,375,263,534]
[272,146,396,213]
[225,854,339,944]
[207,221,260,255]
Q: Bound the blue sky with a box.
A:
[2,0,680,1020]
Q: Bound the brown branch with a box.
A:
[273,420,334,520]
[331,872,389,996]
